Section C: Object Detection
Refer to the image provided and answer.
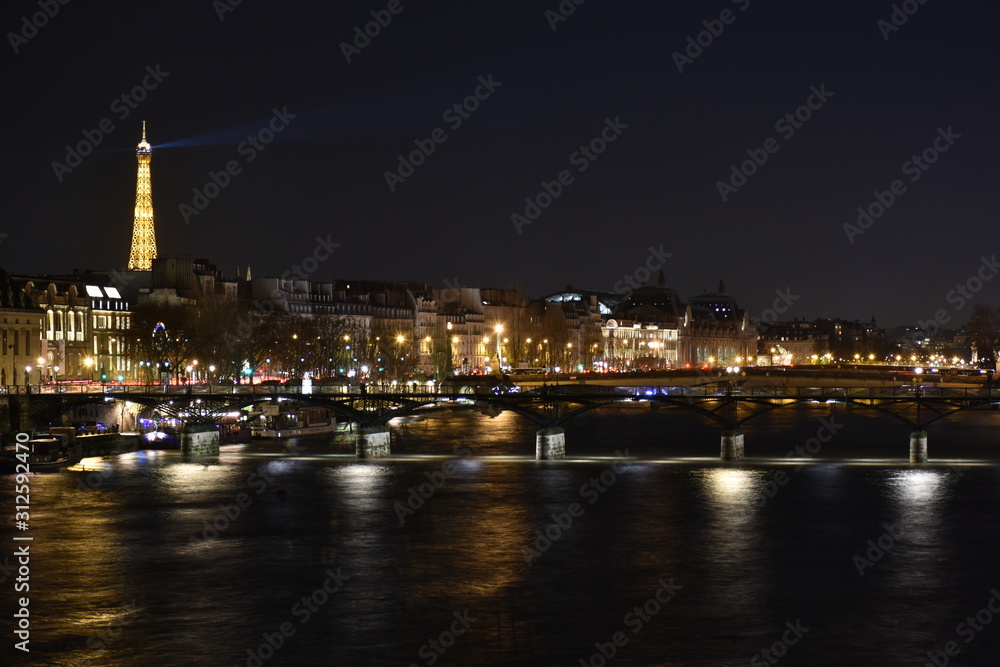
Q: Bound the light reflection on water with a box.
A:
[4,407,1000,666]
[690,467,768,652]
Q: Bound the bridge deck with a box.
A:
[8,383,999,401]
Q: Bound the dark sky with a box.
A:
[2,0,998,327]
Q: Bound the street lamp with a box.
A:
[494,325,504,373]
[25,366,31,387]
[37,357,45,383]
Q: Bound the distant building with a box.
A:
[0,270,44,385]
[815,317,887,361]
[758,319,830,365]
[760,317,889,365]
[140,257,241,305]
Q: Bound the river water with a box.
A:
[4,404,1000,666]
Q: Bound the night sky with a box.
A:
[2,0,998,327]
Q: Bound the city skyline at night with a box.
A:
[5,4,1000,665]
[2,2,998,328]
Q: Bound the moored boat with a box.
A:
[248,402,337,438]
[1,437,82,474]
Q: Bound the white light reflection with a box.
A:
[891,468,946,504]
[882,468,950,590]
[693,467,767,620]
[704,468,758,504]
[262,460,295,476]
[333,464,395,513]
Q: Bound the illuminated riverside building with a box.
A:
[433,286,490,373]
[4,272,130,381]
[111,255,763,377]
[680,282,757,367]
[602,276,756,370]
[126,122,158,271]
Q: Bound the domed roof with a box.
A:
[613,271,682,324]
[689,279,740,321]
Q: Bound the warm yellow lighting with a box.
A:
[127,122,158,271]
[396,335,405,343]
[494,324,503,334]
[37,357,45,366]
[84,358,93,368]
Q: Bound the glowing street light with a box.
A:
[494,324,503,372]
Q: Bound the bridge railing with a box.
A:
[4,383,999,402]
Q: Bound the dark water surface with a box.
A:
[5,405,1000,666]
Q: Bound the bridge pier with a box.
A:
[536,427,566,460]
[357,426,391,458]
[910,431,928,463]
[720,429,745,461]
[181,425,219,456]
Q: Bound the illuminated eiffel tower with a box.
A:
[126,121,158,270]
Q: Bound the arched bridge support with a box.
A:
[910,431,928,463]
[536,426,565,460]
[357,426,391,458]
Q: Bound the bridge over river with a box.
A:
[7,381,999,462]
